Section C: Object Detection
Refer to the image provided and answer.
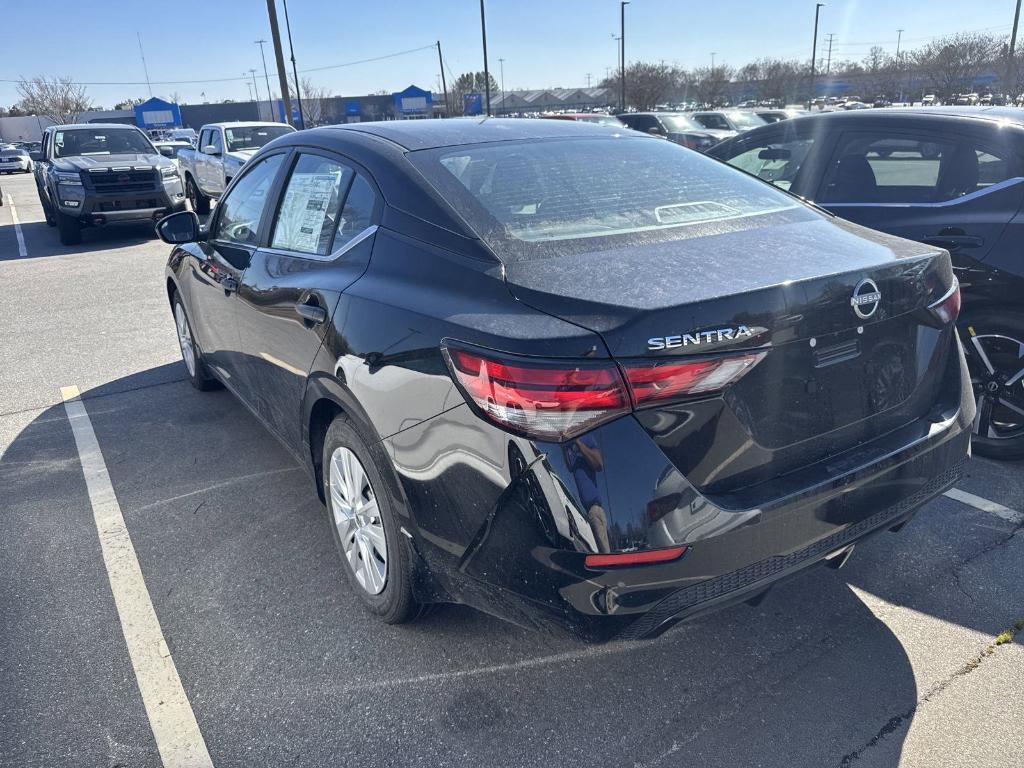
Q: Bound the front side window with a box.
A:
[213,153,284,246]
[52,128,154,158]
[725,135,815,191]
[411,135,812,261]
[209,130,224,154]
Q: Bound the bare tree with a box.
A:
[693,65,735,108]
[16,76,93,124]
[911,32,1000,101]
[288,75,334,126]
[599,62,682,110]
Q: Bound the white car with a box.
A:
[0,147,33,174]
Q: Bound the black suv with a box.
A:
[34,123,187,245]
[710,107,1024,459]
[156,119,972,640]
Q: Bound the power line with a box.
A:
[0,44,438,87]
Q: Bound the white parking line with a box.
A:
[944,487,1024,525]
[61,385,215,768]
[5,193,28,257]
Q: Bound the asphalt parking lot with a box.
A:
[1,168,1022,767]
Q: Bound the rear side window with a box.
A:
[818,131,1016,204]
[411,136,811,260]
[271,154,353,256]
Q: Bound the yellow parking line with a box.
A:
[61,385,215,768]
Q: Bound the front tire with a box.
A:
[322,415,422,624]
[172,293,220,391]
[960,308,1024,460]
[56,211,81,245]
[185,175,210,215]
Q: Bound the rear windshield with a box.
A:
[224,125,293,152]
[410,135,810,261]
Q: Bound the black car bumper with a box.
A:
[54,179,186,225]
[387,340,975,643]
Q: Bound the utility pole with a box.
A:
[264,3,293,126]
[436,41,450,118]
[281,0,304,128]
[1008,0,1022,99]
[825,33,835,75]
[620,1,630,112]
[895,29,904,103]
[711,52,716,70]
[586,72,593,88]
[137,33,153,97]
[255,39,274,120]
[479,0,491,116]
[809,3,824,106]
[498,58,506,115]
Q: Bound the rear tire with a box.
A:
[322,415,423,624]
[172,293,220,391]
[960,308,1024,460]
[185,175,210,215]
[56,211,81,245]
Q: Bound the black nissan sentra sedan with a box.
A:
[158,119,973,641]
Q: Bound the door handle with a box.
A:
[295,302,327,325]
[922,234,984,250]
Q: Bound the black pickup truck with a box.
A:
[34,123,187,245]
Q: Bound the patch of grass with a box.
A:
[995,630,1013,646]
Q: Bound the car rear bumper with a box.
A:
[0,161,30,172]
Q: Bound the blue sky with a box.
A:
[0,0,1017,109]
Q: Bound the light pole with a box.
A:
[248,69,260,117]
[809,3,824,107]
[620,1,630,112]
[711,52,716,71]
[479,0,491,116]
[255,39,274,120]
[499,58,506,115]
[1008,0,1022,102]
[895,29,904,104]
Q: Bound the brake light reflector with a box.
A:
[928,280,961,325]
[622,351,767,405]
[442,346,630,441]
[585,545,688,568]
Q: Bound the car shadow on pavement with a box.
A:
[14,362,998,767]
[0,219,158,261]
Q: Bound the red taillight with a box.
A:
[622,351,767,405]
[443,343,767,440]
[928,280,961,325]
[443,346,630,441]
[585,545,688,568]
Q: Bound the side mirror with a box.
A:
[157,145,175,157]
[201,144,220,156]
[156,210,202,244]
[29,151,43,161]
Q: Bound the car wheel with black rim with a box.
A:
[960,309,1024,460]
[172,293,220,391]
[185,175,210,215]
[323,415,422,623]
[56,211,81,245]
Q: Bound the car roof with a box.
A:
[203,121,292,129]
[320,117,627,151]
[49,123,143,131]
[790,106,1024,127]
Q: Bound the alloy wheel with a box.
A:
[174,302,197,377]
[966,333,1024,442]
[329,446,388,595]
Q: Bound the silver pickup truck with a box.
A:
[177,121,294,213]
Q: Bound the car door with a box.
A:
[186,151,288,386]
[809,119,1024,268]
[234,150,380,451]
[195,128,212,190]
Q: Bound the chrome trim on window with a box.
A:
[262,224,379,262]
